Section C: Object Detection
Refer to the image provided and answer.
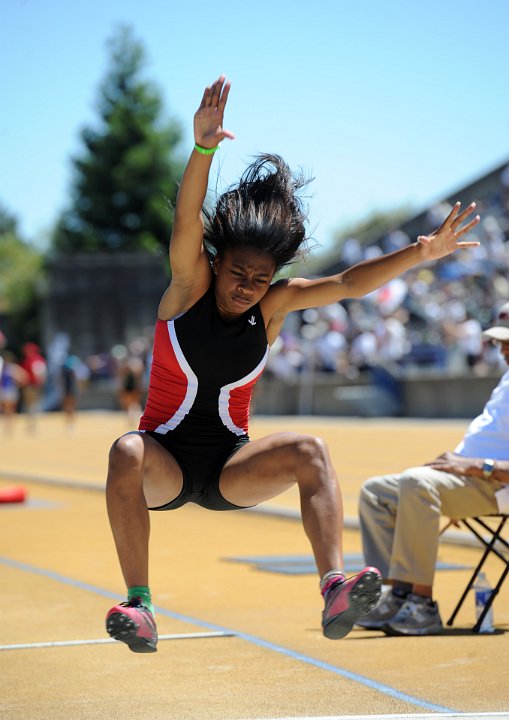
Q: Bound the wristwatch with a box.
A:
[482,458,496,480]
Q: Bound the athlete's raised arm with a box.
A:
[159,76,234,319]
[170,76,234,280]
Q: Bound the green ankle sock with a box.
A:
[128,586,154,615]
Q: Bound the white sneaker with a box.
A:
[382,593,444,636]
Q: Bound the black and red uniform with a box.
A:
[139,284,269,510]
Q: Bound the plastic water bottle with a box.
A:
[473,572,494,633]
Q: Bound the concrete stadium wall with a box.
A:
[252,372,500,419]
[77,371,501,419]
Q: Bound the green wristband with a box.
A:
[194,142,220,155]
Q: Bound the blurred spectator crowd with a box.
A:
[0,330,152,430]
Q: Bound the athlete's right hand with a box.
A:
[194,75,235,149]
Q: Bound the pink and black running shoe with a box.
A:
[322,566,382,639]
[106,597,158,653]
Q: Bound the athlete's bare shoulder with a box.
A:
[261,277,308,316]
[158,270,212,322]
[260,279,299,344]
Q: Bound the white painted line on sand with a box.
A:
[0,630,235,650]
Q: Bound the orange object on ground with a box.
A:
[0,486,27,503]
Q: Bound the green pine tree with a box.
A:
[0,204,43,345]
[52,25,184,253]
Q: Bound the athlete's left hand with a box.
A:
[194,75,235,149]
[416,202,480,260]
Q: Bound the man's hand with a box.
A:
[425,451,482,478]
[428,452,509,485]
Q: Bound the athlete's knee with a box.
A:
[108,432,145,474]
[291,434,332,484]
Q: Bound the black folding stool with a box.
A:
[446,514,509,632]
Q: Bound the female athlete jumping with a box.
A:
[105,75,480,652]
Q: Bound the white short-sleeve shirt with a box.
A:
[454,370,509,459]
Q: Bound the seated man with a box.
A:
[358,302,509,635]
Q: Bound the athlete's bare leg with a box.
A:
[219,432,343,577]
[106,432,183,588]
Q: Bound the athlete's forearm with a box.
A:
[173,149,215,229]
[336,242,425,298]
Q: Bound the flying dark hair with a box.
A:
[203,154,312,272]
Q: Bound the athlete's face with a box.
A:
[213,247,276,319]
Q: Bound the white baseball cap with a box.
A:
[482,301,509,342]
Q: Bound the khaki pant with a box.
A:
[359,466,503,586]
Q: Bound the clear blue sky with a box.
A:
[1,0,508,253]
